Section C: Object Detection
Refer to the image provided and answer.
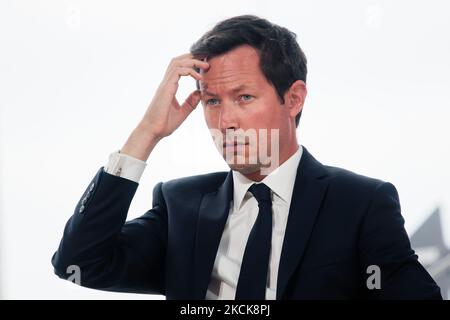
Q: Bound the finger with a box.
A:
[172,53,209,67]
[186,58,210,70]
[176,67,203,81]
[172,57,209,70]
[163,67,202,86]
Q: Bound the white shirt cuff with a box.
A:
[104,150,147,183]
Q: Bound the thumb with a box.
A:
[181,90,201,112]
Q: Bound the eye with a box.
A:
[240,94,254,102]
[206,98,220,106]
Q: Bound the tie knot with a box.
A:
[248,183,271,205]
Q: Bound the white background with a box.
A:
[1,0,449,299]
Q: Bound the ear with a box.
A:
[284,80,307,120]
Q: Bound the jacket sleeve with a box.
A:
[358,182,442,300]
[51,167,167,295]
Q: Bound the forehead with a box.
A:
[200,45,268,92]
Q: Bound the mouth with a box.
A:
[222,142,249,149]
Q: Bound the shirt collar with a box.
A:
[232,145,303,211]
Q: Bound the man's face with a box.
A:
[200,45,298,177]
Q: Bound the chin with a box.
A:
[221,150,261,174]
[227,162,261,174]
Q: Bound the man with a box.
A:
[52,15,442,299]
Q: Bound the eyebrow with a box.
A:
[200,84,253,97]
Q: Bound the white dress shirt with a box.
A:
[105,145,303,300]
[205,146,302,299]
[104,150,147,182]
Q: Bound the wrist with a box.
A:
[121,124,162,161]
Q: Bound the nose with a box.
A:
[219,100,239,131]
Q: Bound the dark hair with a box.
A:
[190,15,307,127]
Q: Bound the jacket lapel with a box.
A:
[193,171,233,299]
[276,147,329,299]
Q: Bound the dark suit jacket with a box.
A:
[52,147,442,299]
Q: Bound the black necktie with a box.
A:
[235,183,273,300]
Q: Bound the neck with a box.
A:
[241,142,299,182]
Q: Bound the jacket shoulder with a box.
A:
[322,164,390,195]
[160,171,229,195]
